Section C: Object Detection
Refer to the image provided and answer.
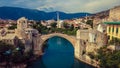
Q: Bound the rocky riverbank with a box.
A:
[75,56,99,68]
[0,62,27,68]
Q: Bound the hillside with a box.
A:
[0,6,91,20]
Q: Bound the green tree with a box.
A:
[50,23,57,28]
[63,23,69,29]
[0,41,14,64]
[69,24,74,30]
[97,46,120,68]
[32,23,49,34]
[86,20,93,28]
[0,41,30,64]
[8,24,17,30]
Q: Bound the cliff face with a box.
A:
[93,5,120,21]
[94,10,109,19]
[109,6,120,21]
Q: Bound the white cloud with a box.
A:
[35,0,120,13]
[83,0,120,13]
[0,0,120,13]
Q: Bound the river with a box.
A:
[28,36,94,68]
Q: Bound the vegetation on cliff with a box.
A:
[95,46,120,68]
[0,41,32,66]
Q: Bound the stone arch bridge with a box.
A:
[40,33,76,47]
[34,33,98,67]
[34,33,82,62]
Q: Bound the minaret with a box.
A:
[57,12,62,28]
[85,14,88,19]
[57,12,59,23]
[85,14,88,23]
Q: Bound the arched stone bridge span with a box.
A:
[34,32,97,67]
[34,33,82,66]
[40,33,76,47]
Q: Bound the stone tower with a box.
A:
[75,30,82,59]
[15,17,28,39]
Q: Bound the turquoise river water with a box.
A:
[28,36,94,68]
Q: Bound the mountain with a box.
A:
[0,6,91,20]
[93,10,109,19]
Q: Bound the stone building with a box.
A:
[0,33,19,46]
[76,29,106,53]
[105,22,120,41]
[0,17,40,52]
[0,27,19,46]
[57,20,63,28]
[15,17,40,52]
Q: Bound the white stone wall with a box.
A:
[76,29,89,41]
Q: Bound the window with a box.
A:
[9,40,12,42]
[112,26,114,32]
[6,40,8,42]
[116,27,118,34]
[108,35,110,40]
[109,27,111,32]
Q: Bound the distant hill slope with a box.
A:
[93,10,109,19]
[0,6,91,20]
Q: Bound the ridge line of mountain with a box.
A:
[0,6,92,20]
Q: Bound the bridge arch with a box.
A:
[34,33,81,60]
[40,33,76,48]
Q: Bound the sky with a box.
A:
[0,0,120,13]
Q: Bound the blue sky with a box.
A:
[0,0,120,13]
